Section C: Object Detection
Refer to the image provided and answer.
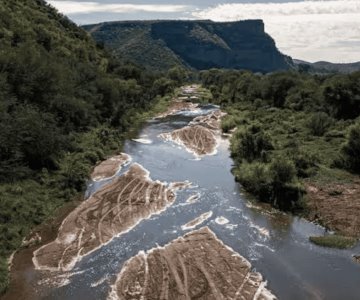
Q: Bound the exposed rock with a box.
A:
[181,212,213,230]
[84,20,293,73]
[160,108,224,157]
[109,227,276,300]
[91,154,131,181]
[33,163,188,272]
[160,125,218,157]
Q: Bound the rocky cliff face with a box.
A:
[84,20,293,72]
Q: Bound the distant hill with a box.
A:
[83,20,293,73]
[294,59,360,74]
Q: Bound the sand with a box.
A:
[109,227,276,300]
[33,163,188,272]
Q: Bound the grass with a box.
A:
[309,235,358,249]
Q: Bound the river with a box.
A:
[5,93,360,300]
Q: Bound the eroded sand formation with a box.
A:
[109,227,276,300]
[181,212,213,230]
[160,125,218,156]
[33,163,189,272]
[160,108,225,157]
[91,154,131,181]
[190,110,226,130]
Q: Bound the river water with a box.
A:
[29,105,360,299]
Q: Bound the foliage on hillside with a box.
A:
[200,69,360,212]
[0,0,190,293]
[84,20,292,73]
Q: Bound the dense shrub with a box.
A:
[338,123,360,173]
[234,125,274,162]
[307,112,333,136]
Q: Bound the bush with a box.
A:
[235,163,272,202]
[307,112,333,136]
[221,115,238,133]
[270,158,296,184]
[309,235,357,249]
[0,257,8,294]
[235,125,273,162]
[290,150,319,178]
[338,123,360,173]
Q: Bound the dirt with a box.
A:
[33,163,189,272]
[305,180,360,238]
[91,153,131,181]
[1,201,80,300]
[109,227,275,300]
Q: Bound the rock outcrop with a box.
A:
[84,20,293,73]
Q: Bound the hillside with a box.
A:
[0,0,179,293]
[294,59,360,73]
[84,20,293,73]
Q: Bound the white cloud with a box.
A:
[193,1,360,62]
[47,1,190,14]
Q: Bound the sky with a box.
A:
[47,0,360,63]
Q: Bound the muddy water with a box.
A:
[9,105,360,299]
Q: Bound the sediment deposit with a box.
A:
[181,212,213,230]
[33,163,188,272]
[306,182,360,237]
[160,125,218,156]
[156,100,199,119]
[109,227,276,300]
[91,154,131,181]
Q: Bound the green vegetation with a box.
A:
[0,0,186,294]
[309,235,358,249]
[200,69,360,212]
[84,20,292,72]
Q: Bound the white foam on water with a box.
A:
[91,275,109,288]
[132,138,153,144]
[186,193,201,204]
[215,216,230,225]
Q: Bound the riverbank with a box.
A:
[4,84,360,299]
[0,89,183,296]
[200,69,360,248]
[0,85,212,298]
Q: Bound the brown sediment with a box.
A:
[91,153,131,181]
[305,181,360,238]
[353,255,360,264]
[190,110,226,130]
[109,227,276,300]
[186,193,200,204]
[160,125,218,157]
[33,163,188,272]
[181,212,213,230]
[160,109,225,157]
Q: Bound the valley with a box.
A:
[3,86,360,300]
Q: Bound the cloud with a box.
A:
[47,1,190,14]
[193,1,360,62]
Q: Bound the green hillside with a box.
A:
[0,0,182,293]
[84,20,293,73]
